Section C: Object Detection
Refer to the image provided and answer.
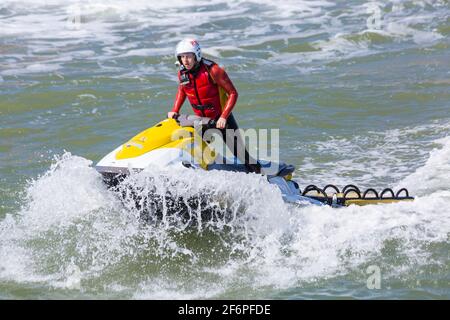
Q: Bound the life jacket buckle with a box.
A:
[191,104,214,111]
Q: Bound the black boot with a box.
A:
[245,162,261,174]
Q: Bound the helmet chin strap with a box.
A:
[190,59,201,73]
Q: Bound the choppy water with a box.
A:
[0,0,449,299]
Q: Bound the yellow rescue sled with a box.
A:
[300,184,414,206]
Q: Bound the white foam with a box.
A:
[118,47,172,58]
[20,153,112,231]
[296,120,450,191]
[281,191,449,281]
[0,0,447,77]
[1,64,60,76]
[26,63,61,73]
[203,46,244,59]
[0,152,289,288]
[78,94,97,99]
[399,136,450,196]
[0,148,448,297]
[62,260,82,290]
[133,277,225,299]
[385,22,443,45]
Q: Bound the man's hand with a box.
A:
[216,117,227,129]
[168,111,178,119]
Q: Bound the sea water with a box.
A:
[0,0,449,299]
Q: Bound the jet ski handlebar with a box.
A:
[171,114,223,130]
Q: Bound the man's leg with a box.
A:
[222,114,261,173]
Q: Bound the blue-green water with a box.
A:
[0,0,449,299]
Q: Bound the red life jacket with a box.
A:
[178,60,222,119]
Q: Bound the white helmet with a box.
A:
[175,38,202,62]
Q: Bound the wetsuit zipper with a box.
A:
[192,76,205,117]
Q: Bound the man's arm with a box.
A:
[209,64,238,120]
[171,85,186,115]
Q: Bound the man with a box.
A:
[168,38,261,173]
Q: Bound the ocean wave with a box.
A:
[1,0,448,77]
[0,147,448,297]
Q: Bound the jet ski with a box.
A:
[95,115,323,209]
[95,115,414,213]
